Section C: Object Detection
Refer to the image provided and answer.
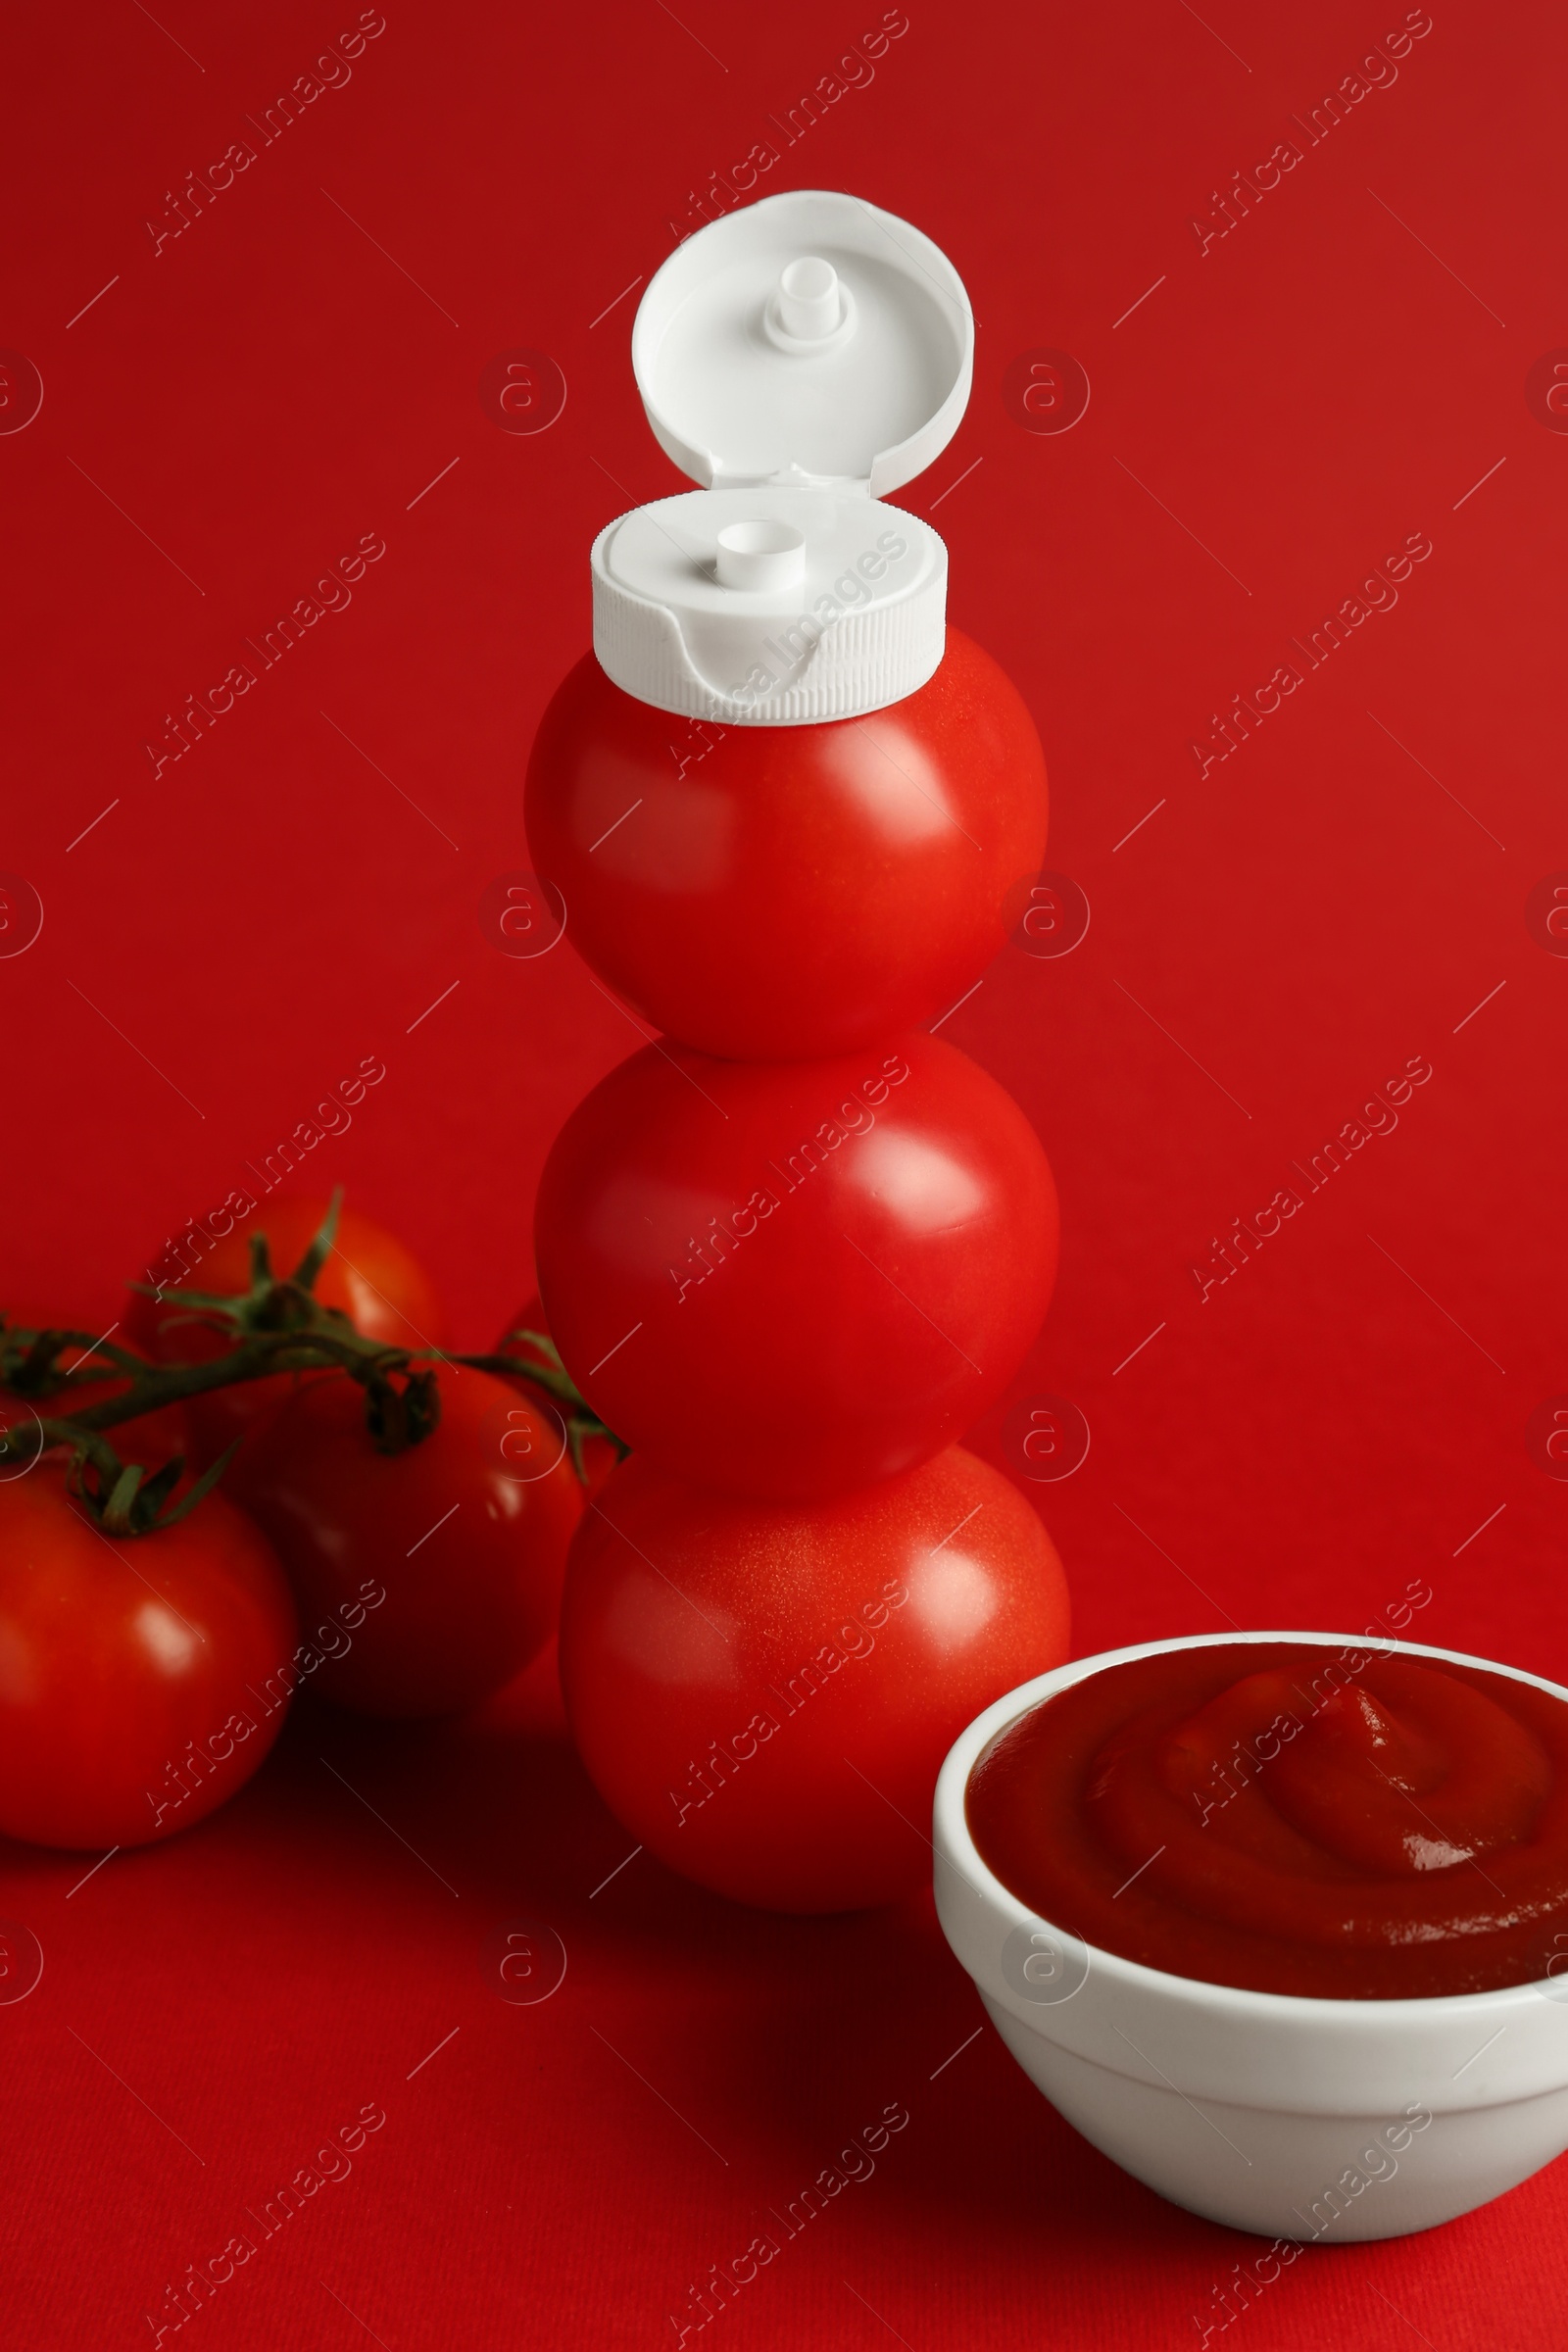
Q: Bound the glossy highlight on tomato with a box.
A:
[534,1032,1057,1499]
[0,1472,297,1850]
[561,1445,1070,1912]
[524,629,1049,1061]
[966,1641,1568,1999]
[233,1368,582,1718]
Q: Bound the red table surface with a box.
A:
[4,0,1566,2342]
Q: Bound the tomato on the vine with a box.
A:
[525,628,1048,1061]
[1,1310,187,1472]
[535,1033,1057,1499]
[560,1444,1070,1911]
[0,1472,297,1850]
[233,1368,582,1718]
[126,1199,444,1468]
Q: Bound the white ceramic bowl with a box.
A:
[933,1631,1568,2241]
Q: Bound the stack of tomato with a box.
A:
[524,633,1072,1910]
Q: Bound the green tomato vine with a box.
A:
[0,1192,619,1535]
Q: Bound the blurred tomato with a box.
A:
[0,1473,297,1850]
[234,1368,582,1717]
[126,1199,444,1468]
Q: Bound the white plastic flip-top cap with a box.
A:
[631,188,972,495]
[592,189,974,724]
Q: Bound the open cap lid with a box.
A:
[631,189,973,497]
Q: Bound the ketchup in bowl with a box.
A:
[965,1642,1568,2000]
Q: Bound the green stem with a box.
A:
[456,1348,582,1407]
[103,1463,145,1537]
[0,1199,627,1529]
[7,1416,130,1489]
[0,1194,445,1534]
[60,1328,413,1433]
[452,1350,628,1468]
[1,1324,155,1386]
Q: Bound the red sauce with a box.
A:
[965,1642,1568,1999]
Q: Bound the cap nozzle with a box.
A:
[776,256,841,341]
[714,517,807,592]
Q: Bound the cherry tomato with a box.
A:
[126,1199,444,1468]
[1,1308,187,1472]
[535,1033,1057,1500]
[0,1473,297,1850]
[495,1297,619,1501]
[233,1368,582,1718]
[525,628,1048,1061]
[561,1445,1070,1911]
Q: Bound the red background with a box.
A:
[4,0,1566,2342]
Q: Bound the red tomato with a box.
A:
[535,1033,1057,1499]
[126,1200,444,1468]
[0,1474,297,1850]
[1,1308,187,1472]
[561,1445,1070,1911]
[495,1298,619,1501]
[233,1368,583,1718]
[525,628,1048,1061]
